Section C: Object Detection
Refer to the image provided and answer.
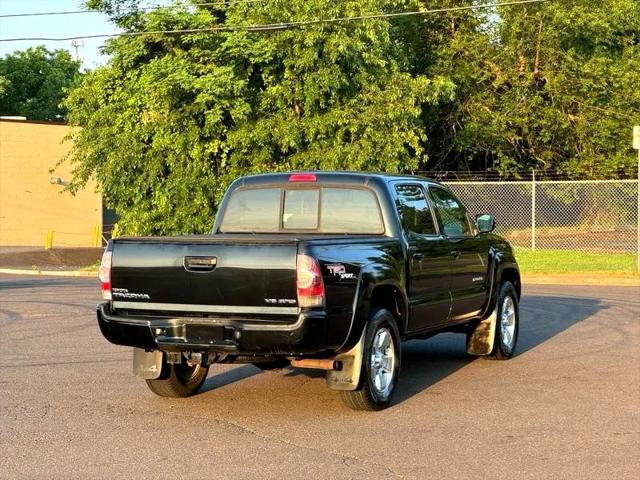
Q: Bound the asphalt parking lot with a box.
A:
[0,274,638,479]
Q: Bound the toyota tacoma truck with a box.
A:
[97,172,520,410]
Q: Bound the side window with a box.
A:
[428,187,471,236]
[395,184,437,235]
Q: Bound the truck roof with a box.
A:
[236,171,444,187]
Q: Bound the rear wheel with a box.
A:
[145,357,209,397]
[340,309,401,411]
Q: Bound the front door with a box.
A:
[427,186,489,322]
[394,184,452,332]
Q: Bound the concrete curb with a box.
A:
[0,268,97,277]
[522,274,640,287]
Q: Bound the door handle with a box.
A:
[183,256,217,272]
[450,250,461,259]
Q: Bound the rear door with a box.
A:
[394,183,452,332]
[427,186,489,321]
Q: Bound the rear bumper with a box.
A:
[96,302,333,355]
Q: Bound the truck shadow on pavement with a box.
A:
[194,294,605,407]
[394,294,604,405]
[200,364,262,393]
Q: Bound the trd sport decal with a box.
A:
[326,264,356,280]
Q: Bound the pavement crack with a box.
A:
[120,400,403,479]
[203,415,404,479]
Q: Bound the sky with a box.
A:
[0,0,167,69]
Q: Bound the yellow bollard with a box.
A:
[44,230,54,250]
[92,224,101,247]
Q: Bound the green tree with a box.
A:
[65,0,453,235]
[0,46,81,121]
[408,0,640,177]
[0,76,9,96]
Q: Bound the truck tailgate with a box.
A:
[110,236,299,316]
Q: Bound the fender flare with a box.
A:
[480,246,520,320]
[336,263,408,355]
[327,265,406,390]
[467,258,519,355]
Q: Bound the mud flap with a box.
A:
[325,327,367,391]
[466,304,498,356]
[133,348,163,379]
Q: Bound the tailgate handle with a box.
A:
[183,256,217,272]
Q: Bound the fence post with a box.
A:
[636,146,640,272]
[634,126,639,272]
[636,143,640,272]
[531,170,536,251]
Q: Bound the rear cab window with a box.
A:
[219,185,384,234]
[219,188,282,232]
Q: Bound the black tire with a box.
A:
[252,358,289,371]
[340,309,401,411]
[492,281,519,360]
[145,357,209,398]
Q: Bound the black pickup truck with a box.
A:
[97,172,520,410]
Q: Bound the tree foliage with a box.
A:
[64,0,640,235]
[410,0,640,177]
[66,0,452,234]
[0,46,81,121]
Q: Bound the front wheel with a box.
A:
[340,309,401,411]
[492,281,520,360]
[145,357,209,397]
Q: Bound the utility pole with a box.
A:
[634,126,640,272]
[70,40,84,63]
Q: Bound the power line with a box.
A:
[0,0,553,42]
[0,0,266,18]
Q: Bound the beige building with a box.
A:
[0,119,102,247]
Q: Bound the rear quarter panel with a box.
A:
[303,238,405,352]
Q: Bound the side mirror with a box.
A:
[475,213,495,233]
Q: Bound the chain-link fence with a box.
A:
[444,179,639,269]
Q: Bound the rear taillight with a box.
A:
[99,249,112,301]
[296,254,325,307]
